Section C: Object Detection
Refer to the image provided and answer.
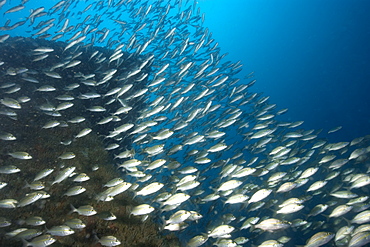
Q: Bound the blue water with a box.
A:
[197,0,370,142]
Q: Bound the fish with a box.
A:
[33,168,54,181]
[0,182,7,190]
[4,5,25,15]
[17,192,44,207]
[352,210,370,224]
[70,205,97,216]
[136,182,164,197]
[254,218,291,232]
[22,234,56,247]
[304,232,335,247]
[58,152,75,159]
[0,0,368,246]
[187,235,208,247]
[75,128,92,138]
[46,225,74,236]
[63,186,86,197]
[8,151,32,159]
[208,225,235,238]
[25,216,46,226]
[163,193,190,206]
[1,97,21,109]
[348,231,370,247]
[64,218,86,229]
[131,204,155,216]
[0,199,18,208]
[51,167,76,185]
[98,236,121,247]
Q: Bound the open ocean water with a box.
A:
[198,0,370,142]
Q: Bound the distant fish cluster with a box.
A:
[0,0,370,247]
